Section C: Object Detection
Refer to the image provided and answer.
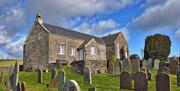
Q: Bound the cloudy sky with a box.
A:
[0,0,180,59]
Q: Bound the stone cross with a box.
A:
[59,69,66,90]
[63,80,81,91]
[51,68,57,79]
[120,71,131,89]
[21,81,26,91]
[84,66,92,85]
[0,72,3,83]
[134,71,148,91]
[154,59,160,69]
[38,69,43,83]
[156,72,170,91]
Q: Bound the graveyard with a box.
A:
[0,61,180,91]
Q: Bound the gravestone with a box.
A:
[156,72,170,91]
[147,71,152,81]
[122,58,132,72]
[154,59,160,69]
[6,65,14,90]
[159,61,168,68]
[114,61,122,74]
[17,81,21,91]
[89,87,96,91]
[21,81,26,91]
[38,69,43,83]
[134,71,148,91]
[142,59,148,68]
[177,72,180,86]
[158,66,170,74]
[59,70,66,90]
[0,72,3,83]
[63,80,81,91]
[49,75,59,89]
[84,66,92,85]
[130,58,140,73]
[120,71,131,89]
[140,67,146,73]
[51,68,57,79]
[169,60,179,74]
[108,62,114,74]
[148,58,153,69]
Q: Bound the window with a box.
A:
[58,45,65,55]
[70,47,76,56]
[90,47,97,55]
[117,43,120,59]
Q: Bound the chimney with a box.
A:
[36,13,43,24]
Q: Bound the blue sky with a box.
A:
[0,0,179,59]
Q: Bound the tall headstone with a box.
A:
[51,68,57,79]
[0,72,3,83]
[154,59,160,69]
[38,69,43,83]
[130,58,140,73]
[156,73,170,91]
[59,70,66,90]
[169,60,179,74]
[177,71,180,86]
[63,80,81,91]
[114,61,122,75]
[158,66,170,74]
[122,58,132,72]
[120,71,131,89]
[134,71,148,91]
[84,66,92,85]
[17,81,21,91]
[21,81,26,91]
[147,58,153,69]
[6,65,14,91]
[108,62,114,74]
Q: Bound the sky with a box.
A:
[0,0,180,59]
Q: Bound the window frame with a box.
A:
[58,44,65,55]
[90,46,97,55]
[70,47,76,56]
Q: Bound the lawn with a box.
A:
[0,66,180,91]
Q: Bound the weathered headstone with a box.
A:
[120,71,131,89]
[108,62,114,74]
[6,65,14,90]
[147,72,152,81]
[122,58,132,72]
[38,69,43,83]
[0,72,3,83]
[114,61,122,74]
[158,66,170,74]
[84,66,92,85]
[154,59,160,69]
[156,72,170,91]
[159,61,168,68]
[49,75,59,89]
[21,81,26,91]
[59,70,66,90]
[148,58,153,69]
[51,68,57,79]
[177,71,180,86]
[169,60,179,74]
[88,87,96,91]
[17,81,21,91]
[130,58,140,73]
[63,80,81,91]
[134,71,148,91]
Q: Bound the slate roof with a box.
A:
[43,23,105,45]
[78,38,94,49]
[101,32,121,45]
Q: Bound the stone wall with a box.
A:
[23,23,49,71]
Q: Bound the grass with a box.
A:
[0,64,180,91]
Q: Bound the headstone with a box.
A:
[63,80,81,91]
[130,58,140,73]
[6,65,14,90]
[21,81,26,91]
[0,72,3,83]
[114,61,122,74]
[38,69,43,83]
[156,72,170,91]
[120,71,131,89]
[89,87,96,91]
[147,58,153,69]
[158,66,170,74]
[154,59,160,69]
[169,60,179,74]
[134,71,148,91]
[84,66,92,85]
[51,68,57,79]
[59,70,66,90]
[177,71,180,86]
[140,67,146,73]
[147,72,152,81]
[17,81,21,91]
[122,58,132,72]
[108,62,114,74]
[159,61,168,68]
[49,75,59,89]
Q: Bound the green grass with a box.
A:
[0,66,180,91]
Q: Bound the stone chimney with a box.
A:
[36,13,43,24]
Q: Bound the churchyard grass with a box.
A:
[0,66,180,91]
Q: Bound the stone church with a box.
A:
[23,14,129,73]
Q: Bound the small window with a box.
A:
[70,47,76,56]
[90,47,97,55]
[58,44,65,55]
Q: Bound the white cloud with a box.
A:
[130,0,180,31]
[0,25,11,45]
[175,28,180,39]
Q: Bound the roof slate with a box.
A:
[101,33,121,45]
